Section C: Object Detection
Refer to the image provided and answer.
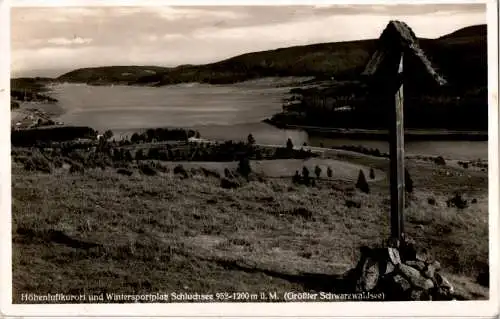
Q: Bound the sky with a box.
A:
[11,3,487,77]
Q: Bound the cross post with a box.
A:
[389,53,405,243]
[361,20,447,247]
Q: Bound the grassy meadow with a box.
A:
[11,146,489,302]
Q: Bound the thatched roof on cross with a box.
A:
[362,20,447,86]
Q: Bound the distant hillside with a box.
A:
[11,77,54,92]
[10,77,59,104]
[55,24,486,92]
[439,24,486,40]
[57,66,171,85]
[265,23,488,131]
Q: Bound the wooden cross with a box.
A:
[389,54,405,241]
[362,21,447,244]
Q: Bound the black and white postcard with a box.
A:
[1,0,498,317]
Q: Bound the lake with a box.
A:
[47,81,487,160]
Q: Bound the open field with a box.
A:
[11,148,489,302]
[157,158,384,181]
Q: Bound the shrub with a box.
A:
[446,193,468,209]
[124,150,134,162]
[23,158,36,171]
[427,197,436,205]
[290,207,313,219]
[111,149,123,162]
[201,167,220,178]
[220,177,240,189]
[131,133,141,143]
[434,156,446,166]
[11,100,20,110]
[52,156,64,168]
[355,170,370,193]
[103,130,114,140]
[254,149,263,160]
[24,153,52,173]
[147,148,160,160]
[405,168,414,193]
[139,163,157,176]
[477,266,489,287]
[173,164,188,178]
[156,163,169,173]
[345,199,361,208]
[135,149,144,161]
[224,168,233,179]
[69,162,84,174]
[117,168,133,176]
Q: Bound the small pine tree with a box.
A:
[255,149,263,160]
[148,148,161,160]
[327,166,333,178]
[112,149,122,161]
[355,170,370,193]
[314,165,322,178]
[174,149,181,159]
[103,130,114,140]
[286,138,294,151]
[369,168,375,179]
[238,156,252,178]
[135,149,144,161]
[131,133,140,143]
[292,170,301,184]
[124,150,133,162]
[302,166,310,185]
[405,168,414,193]
[247,134,256,145]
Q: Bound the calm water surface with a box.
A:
[48,83,487,160]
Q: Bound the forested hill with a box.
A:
[55,24,486,91]
[57,66,171,85]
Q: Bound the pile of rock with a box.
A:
[351,239,455,301]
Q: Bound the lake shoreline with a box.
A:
[13,82,488,151]
[263,119,488,142]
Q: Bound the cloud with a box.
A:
[144,33,186,42]
[146,6,248,21]
[47,37,93,46]
[14,7,103,22]
[311,3,486,16]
